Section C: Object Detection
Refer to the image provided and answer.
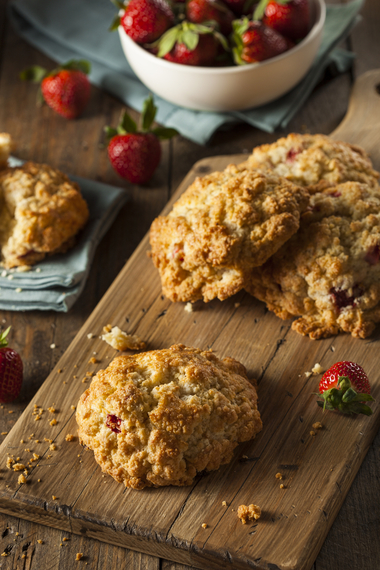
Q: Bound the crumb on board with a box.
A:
[312,363,324,375]
[201,523,208,529]
[50,344,56,349]
[280,484,285,489]
[71,405,76,410]
[50,444,57,451]
[312,422,323,430]
[49,419,57,426]
[101,326,146,351]
[52,495,58,500]
[234,302,240,308]
[38,479,41,482]
[6,457,14,469]
[18,474,26,485]
[275,473,283,480]
[65,434,75,442]
[12,463,25,471]
[88,357,98,364]
[222,501,228,507]
[37,539,43,544]
[63,537,69,542]
[184,302,193,313]
[44,438,53,443]
[304,371,312,378]
[1,431,8,435]
[47,407,56,413]
[237,504,261,524]
[87,333,94,339]
[75,553,83,561]
[310,430,316,436]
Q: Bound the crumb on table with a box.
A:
[184,302,193,313]
[312,422,323,430]
[312,363,324,375]
[75,553,83,561]
[65,434,75,442]
[237,504,261,524]
[275,472,283,480]
[201,523,208,529]
[18,474,26,485]
[101,325,146,351]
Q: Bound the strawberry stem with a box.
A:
[0,326,11,349]
[317,375,374,416]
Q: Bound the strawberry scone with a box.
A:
[245,182,380,339]
[150,163,309,302]
[0,162,89,268]
[76,344,262,489]
[243,133,379,193]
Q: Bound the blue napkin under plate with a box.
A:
[0,157,129,312]
[8,0,363,145]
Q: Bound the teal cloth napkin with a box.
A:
[0,157,129,312]
[8,0,363,144]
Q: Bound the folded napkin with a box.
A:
[0,157,129,312]
[8,0,363,144]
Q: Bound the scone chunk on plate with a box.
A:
[0,162,89,268]
[150,163,309,302]
[76,344,262,489]
[245,182,380,339]
[243,133,379,193]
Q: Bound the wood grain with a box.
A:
[1,70,380,570]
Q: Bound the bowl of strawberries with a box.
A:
[117,0,326,112]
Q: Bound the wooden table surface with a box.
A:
[0,1,379,568]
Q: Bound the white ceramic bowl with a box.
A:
[118,0,326,112]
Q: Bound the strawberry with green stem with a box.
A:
[20,60,91,119]
[232,17,289,65]
[111,0,174,42]
[0,327,23,404]
[317,361,374,416]
[254,0,310,42]
[105,95,177,184]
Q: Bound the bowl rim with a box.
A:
[119,0,326,75]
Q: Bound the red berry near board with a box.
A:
[0,327,23,404]
[120,0,174,44]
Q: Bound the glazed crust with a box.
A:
[245,182,380,339]
[242,133,379,193]
[76,344,262,489]
[0,162,89,268]
[150,163,309,302]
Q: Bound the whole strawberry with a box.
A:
[20,60,91,119]
[157,22,227,66]
[186,0,235,36]
[317,361,374,416]
[232,18,289,64]
[120,0,174,43]
[105,96,177,184]
[254,0,310,42]
[0,327,23,404]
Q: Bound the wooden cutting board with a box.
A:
[1,70,380,570]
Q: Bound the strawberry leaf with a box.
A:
[152,126,179,140]
[109,15,121,32]
[20,66,47,83]
[62,60,91,75]
[157,26,180,57]
[110,0,125,9]
[182,29,199,51]
[36,86,45,107]
[141,95,157,132]
[119,111,137,134]
[253,0,269,20]
[214,30,229,51]
[0,326,10,349]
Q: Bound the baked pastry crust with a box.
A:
[0,162,89,268]
[150,163,309,302]
[76,344,262,489]
[245,182,380,339]
[243,133,379,193]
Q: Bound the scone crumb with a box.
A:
[275,472,283,480]
[1,431,8,435]
[237,504,261,524]
[222,501,228,507]
[75,553,83,561]
[50,344,56,349]
[38,479,41,482]
[6,457,14,469]
[312,363,324,375]
[12,463,26,471]
[87,333,94,339]
[310,430,316,436]
[88,357,98,364]
[102,326,146,351]
[63,537,69,541]
[44,438,53,443]
[71,405,76,410]
[304,371,312,378]
[184,302,193,313]
[103,324,112,333]
[312,422,323,430]
[280,484,285,489]
[52,495,58,500]
[18,474,26,484]
[50,444,57,451]
[331,346,335,352]
[49,419,57,426]
[65,434,75,442]
[234,302,241,308]
[37,539,43,544]
[48,407,56,413]
[201,523,208,529]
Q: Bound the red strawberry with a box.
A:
[20,60,91,119]
[317,361,374,416]
[186,0,235,36]
[157,22,227,66]
[120,0,174,44]
[254,0,310,42]
[232,18,290,64]
[0,327,23,404]
[105,96,177,184]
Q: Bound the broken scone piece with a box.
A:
[0,133,12,170]
[76,344,262,489]
[0,161,89,268]
[101,325,146,351]
[237,504,261,524]
[150,163,309,303]
[246,181,380,339]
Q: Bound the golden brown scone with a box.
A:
[0,133,12,170]
[243,133,379,193]
[150,164,309,303]
[0,162,89,268]
[245,182,380,339]
[76,344,262,489]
